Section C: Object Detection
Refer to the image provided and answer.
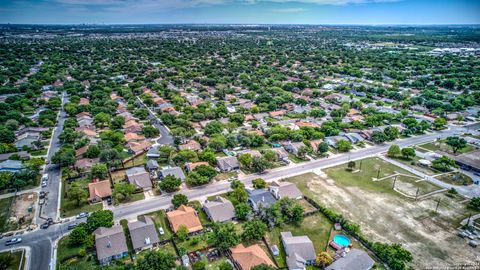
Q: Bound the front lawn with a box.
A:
[57,236,98,270]
[60,178,103,218]
[141,210,173,240]
[419,140,477,155]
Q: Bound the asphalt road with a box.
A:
[41,92,68,221]
[2,122,478,270]
[135,96,174,145]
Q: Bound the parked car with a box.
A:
[67,224,77,230]
[41,181,47,187]
[41,222,50,229]
[5,238,22,246]
[76,212,89,219]
[107,197,112,205]
[42,173,49,181]
[159,227,165,235]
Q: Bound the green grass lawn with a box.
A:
[204,257,230,270]
[141,210,173,241]
[60,178,102,218]
[288,154,307,164]
[175,232,215,253]
[0,250,25,270]
[0,197,15,233]
[188,201,212,226]
[29,148,48,156]
[123,153,147,167]
[265,214,332,268]
[436,172,473,186]
[419,140,477,155]
[114,191,145,205]
[323,157,415,197]
[57,236,98,270]
[391,156,440,175]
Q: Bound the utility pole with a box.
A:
[392,175,397,189]
[435,198,441,213]
[359,160,363,170]
[415,187,420,201]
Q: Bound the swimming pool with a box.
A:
[333,235,351,247]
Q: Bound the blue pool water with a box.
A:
[333,235,351,247]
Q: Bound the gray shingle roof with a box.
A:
[281,231,316,270]
[325,249,374,270]
[94,226,128,261]
[248,189,277,207]
[127,216,160,251]
[203,197,235,222]
[217,156,240,171]
[159,167,186,180]
[269,182,303,200]
[126,166,152,189]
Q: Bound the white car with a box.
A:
[76,212,89,219]
[42,173,49,181]
[41,181,47,187]
[159,227,165,235]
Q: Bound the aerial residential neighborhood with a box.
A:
[0,1,479,270]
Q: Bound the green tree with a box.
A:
[433,117,447,130]
[94,112,110,128]
[371,131,388,144]
[316,252,333,268]
[85,144,100,158]
[238,153,253,169]
[231,187,248,204]
[137,250,176,270]
[445,136,467,154]
[198,149,216,165]
[251,265,276,270]
[317,142,329,155]
[432,156,457,172]
[87,210,114,232]
[234,202,252,220]
[242,219,268,241]
[336,139,352,152]
[143,125,160,138]
[113,182,136,203]
[204,121,223,136]
[68,182,87,206]
[91,163,108,179]
[0,172,12,190]
[387,144,401,158]
[0,126,15,143]
[172,194,188,208]
[251,156,270,173]
[252,178,267,189]
[186,171,210,186]
[176,225,189,241]
[69,223,89,246]
[159,175,182,192]
[212,222,239,250]
[52,148,76,167]
[193,165,217,180]
[468,197,480,210]
[401,147,416,160]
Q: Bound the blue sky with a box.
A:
[1,0,479,25]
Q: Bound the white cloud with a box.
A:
[270,7,305,12]
[247,0,400,5]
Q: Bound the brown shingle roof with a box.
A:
[230,244,275,270]
[88,180,112,201]
[166,205,203,233]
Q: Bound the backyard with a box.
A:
[141,210,173,241]
[265,213,332,268]
[0,197,15,233]
[286,158,479,269]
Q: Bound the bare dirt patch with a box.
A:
[291,172,479,268]
[9,192,37,229]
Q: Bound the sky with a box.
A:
[0,0,479,25]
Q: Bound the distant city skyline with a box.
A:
[1,0,479,25]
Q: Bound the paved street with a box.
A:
[1,122,477,270]
[135,96,174,145]
[41,92,68,221]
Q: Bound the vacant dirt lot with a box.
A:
[10,192,37,229]
[289,172,479,268]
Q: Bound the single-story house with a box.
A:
[230,244,275,270]
[0,152,30,162]
[203,196,235,222]
[126,166,152,191]
[158,167,186,181]
[272,147,289,160]
[281,231,316,270]
[146,146,160,158]
[284,142,306,156]
[178,140,202,151]
[88,180,112,203]
[247,189,277,211]
[0,160,23,173]
[74,158,99,171]
[75,145,89,158]
[325,249,374,270]
[94,226,129,265]
[324,136,347,148]
[269,181,303,200]
[166,205,203,233]
[128,216,160,252]
[185,161,210,173]
[217,156,240,172]
[15,134,41,150]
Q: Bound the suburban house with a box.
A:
[284,142,306,156]
[324,136,347,147]
[230,244,275,270]
[88,180,112,203]
[127,216,160,252]
[158,167,186,181]
[178,140,202,151]
[126,166,152,191]
[272,147,289,160]
[15,132,41,150]
[166,205,203,233]
[216,156,240,172]
[74,158,99,171]
[0,152,30,162]
[75,145,89,159]
[269,181,303,200]
[281,232,316,270]
[247,189,277,211]
[146,146,160,158]
[0,160,23,173]
[203,196,235,222]
[94,226,129,265]
[325,249,374,270]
